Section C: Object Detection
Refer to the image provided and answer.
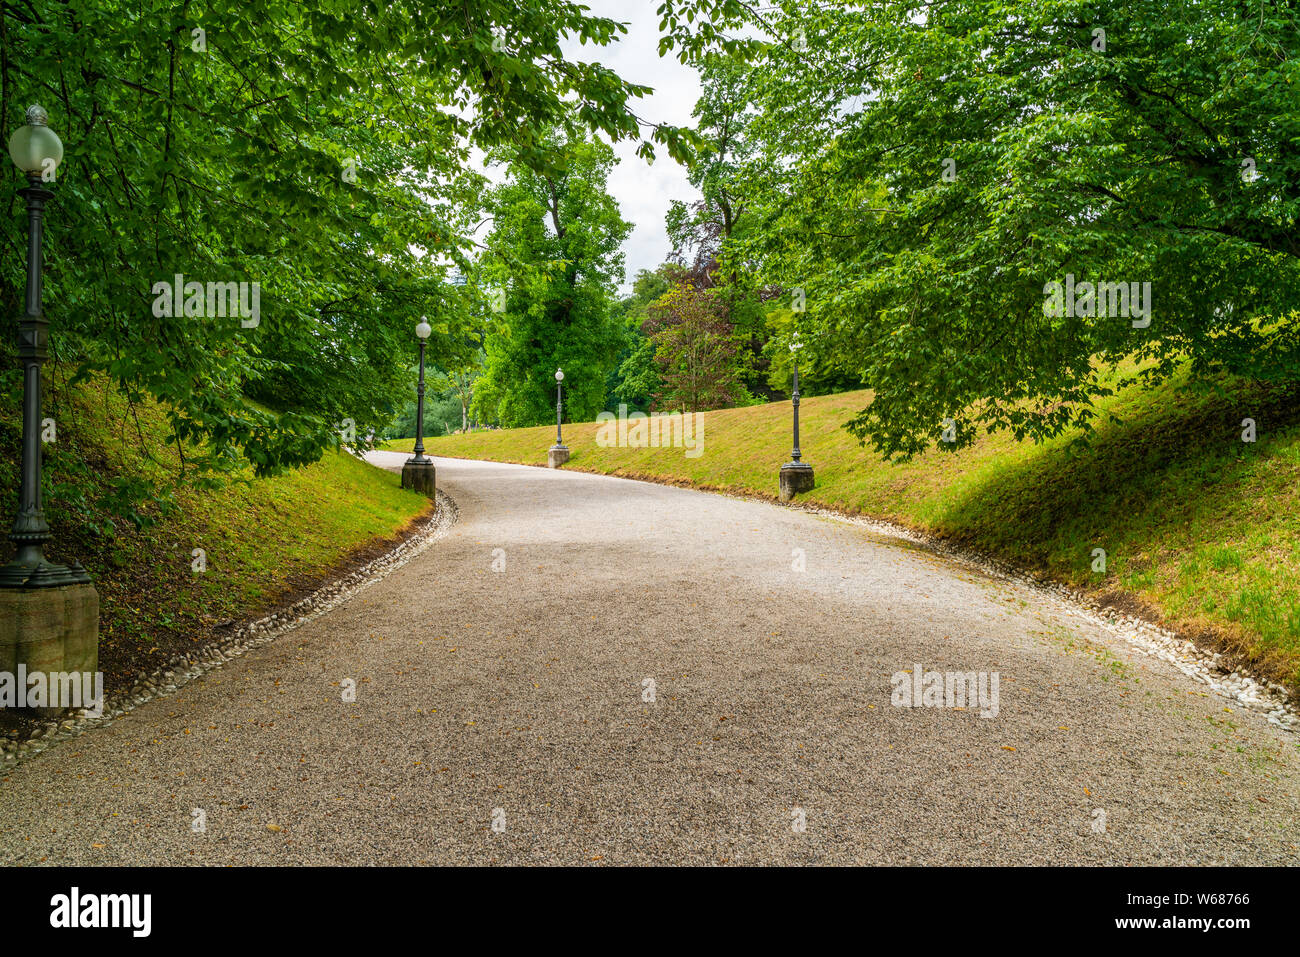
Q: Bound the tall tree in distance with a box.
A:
[610,266,675,413]
[666,53,757,281]
[473,131,631,427]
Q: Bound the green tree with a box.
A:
[708,0,1300,457]
[666,53,757,275]
[610,266,675,411]
[432,349,484,435]
[0,0,692,504]
[472,132,631,426]
[668,52,776,396]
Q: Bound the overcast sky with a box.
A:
[472,2,703,296]
[561,1,702,294]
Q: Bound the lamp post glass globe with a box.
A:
[415,319,431,339]
[8,105,62,177]
[555,368,564,382]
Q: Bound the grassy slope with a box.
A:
[386,369,1300,694]
[0,377,430,690]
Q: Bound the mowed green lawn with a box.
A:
[387,368,1300,695]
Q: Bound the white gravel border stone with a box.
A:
[0,491,458,767]
[790,501,1298,733]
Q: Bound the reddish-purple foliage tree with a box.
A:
[641,284,743,413]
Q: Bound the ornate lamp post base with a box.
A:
[401,459,436,497]
[0,556,91,589]
[779,460,815,502]
[547,444,570,469]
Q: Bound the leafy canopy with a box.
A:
[693,0,1300,457]
[1,0,694,492]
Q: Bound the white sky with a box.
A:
[471,1,703,296]
[562,1,703,294]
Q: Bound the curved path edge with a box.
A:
[0,488,459,768]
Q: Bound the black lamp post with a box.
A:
[400,318,436,496]
[0,105,89,588]
[778,332,815,502]
[790,360,804,463]
[553,367,566,448]
[411,317,431,463]
[548,367,570,468]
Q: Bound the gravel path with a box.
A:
[1,453,1297,865]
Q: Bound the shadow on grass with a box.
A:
[937,374,1300,685]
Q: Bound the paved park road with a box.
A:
[2,454,1298,865]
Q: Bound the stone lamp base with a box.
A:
[401,459,436,497]
[779,461,815,502]
[0,582,99,716]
